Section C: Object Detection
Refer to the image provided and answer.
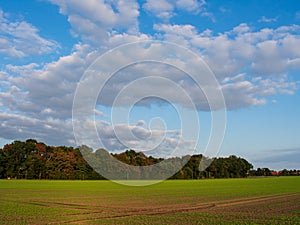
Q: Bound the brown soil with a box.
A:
[42,192,300,224]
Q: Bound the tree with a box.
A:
[2,139,295,180]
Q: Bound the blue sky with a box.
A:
[0,0,300,170]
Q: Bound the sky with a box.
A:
[0,0,300,170]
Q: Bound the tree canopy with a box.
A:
[0,139,298,180]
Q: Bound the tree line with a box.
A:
[0,139,102,180]
[0,139,298,180]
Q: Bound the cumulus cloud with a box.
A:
[176,0,206,13]
[143,0,206,20]
[1,22,299,135]
[1,2,300,152]
[49,0,140,45]
[143,0,175,20]
[0,112,74,146]
[288,58,300,70]
[1,43,97,120]
[136,120,146,127]
[0,9,58,58]
[155,23,300,77]
[73,118,196,157]
[220,74,297,109]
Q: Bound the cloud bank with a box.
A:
[0,1,299,156]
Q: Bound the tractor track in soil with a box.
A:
[45,192,300,224]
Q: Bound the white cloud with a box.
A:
[154,24,197,38]
[258,16,278,23]
[94,109,106,117]
[155,23,300,77]
[108,32,151,47]
[221,81,266,109]
[2,22,298,132]
[280,34,300,58]
[6,63,39,73]
[0,9,58,58]
[221,73,246,83]
[153,23,299,108]
[136,120,146,127]
[49,0,140,45]
[232,23,251,33]
[1,1,300,150]
[0,71,7,80]
[288,58,300,70]
[0,112,74,146]
[143,0,206,20]
[176,0,205,12]
[219,6,230,13]
[1,43,98,120]
[251,40,286,75]
[200,12,216,22]
[74,118,196,157]
[143,0,174,20]
[221,74,298,109]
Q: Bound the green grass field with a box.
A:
[0,177,299,224]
